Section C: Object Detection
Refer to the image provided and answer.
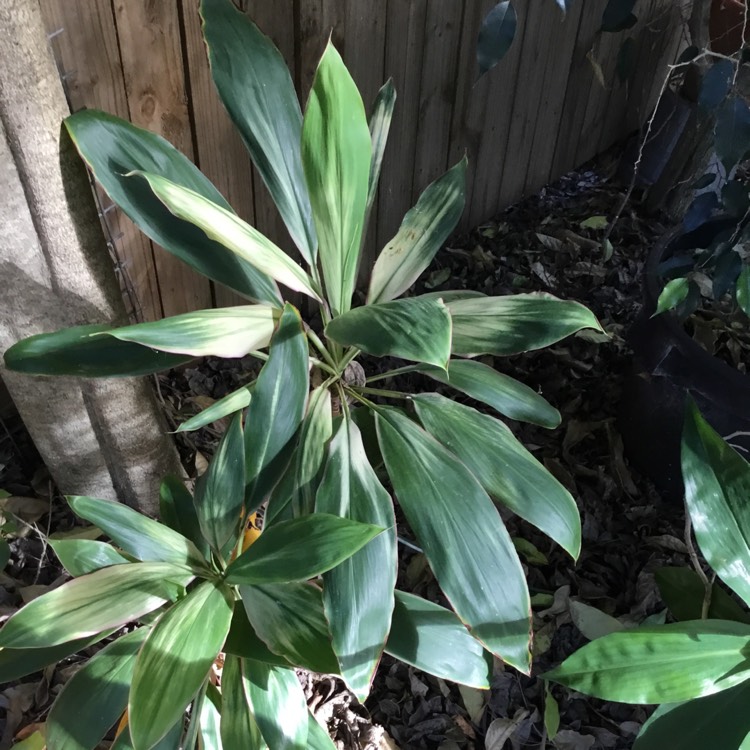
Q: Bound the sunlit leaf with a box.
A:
[177,384,253,433]
[48,538,129,577]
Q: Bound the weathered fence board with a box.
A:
[38,0,683,322]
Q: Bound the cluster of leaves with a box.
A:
[0,0,604,746]
[547,400,750,749]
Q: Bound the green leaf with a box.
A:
[302,42,371,316]
[200,683,224,750]
[544,683,560,740]
[478,2,517,77]
[580,215,609,230]
[243,660,308,750]
[306,714,336,750]
[133,172,319,301]
[177,385,253,433]
[0,632,110,684]
[244,304,309,511]
[447,293,603,356]
[3,324,192,377]
[385,591,492,688]
[47,627,148,750]
[375,407,531,672]
[239,583,339,674]
[129,581,234,750]
[737,265,750,316]
[325,297,452,369]
[194,412,245,551]
[416,358,561,429]
[633,681,750,750]
[159,476,209,560]
[48,538,129,577]
[68,495,207,572]
[716,96,750,173]
[655,567,750,624]
[0,562,193,648]
[108,306,277,358]
[224,606,293,667]
[112,721,183,750]
[654,277,690,316]
[365,80,396,222]
[367,159,466,304]
[545,620,750,703]
[569,601,625,641]
[226,514,382,585]
[316,417,397,700]
[413,394,580,558]
[200,0,316,264]
[65,109,279,304]
[682,400,750,608]
[220,655,265,750]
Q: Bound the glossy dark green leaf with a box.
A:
[545,620,750,703]
[129,581,234,750]
[0,562,193,648]
[302,42,371,316]
[601,0,637,31]
[68,495,207,572]
[682,401,750,607]
[224,606,293,668]
[47,627,148,750]
[3,324,192,377]
[633,681,750,750]
[386,591,493,688]
[226,514,382,584]
[447,293,603,356]
[135,173,319,301]
[316,417,397,700]
[245,304,309,512]
[738,265,750,315]
[65,109,279,304]
[375,407,531,672]
[417,358,560,428]
[176,385,253,433]
[110,718,183,750]
[325,297,452,369]
[716,96,750,173]
[413,394,580,558]
[220,655,265,750]
[477,2,517,77]
[243,660,308,750]
[367,159,467,304]
[194,412,245,551]
[654,278,690,316]
[239,583,339,674]
[48,539,129,577]
[655,567,750,624]
[200,0,316,264]
[200,683,224,750]
[699,59,734,111]
[159,476,209,560]
[365,80,396,222]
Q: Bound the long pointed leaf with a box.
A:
[365,80,396,223]
[682,400,750,607]
[65,109,279,304]
[447,293,603,356]
[133,172,320,301]
[302,43,371,316]
[48,539,130,577]
[177,384,253,433]
[413,394,580,559]
[221,656,265,750]
[3,324,191,377]
[129,581,234,750]
[109,306,277,358]
[375,407,531,671]
[316,416,397,701]
[367,159,466,304]
[325,297,452,369]
[159,476,210,560]
[0,563,193,648]
[545,620,750,703]
[200,0,316,264]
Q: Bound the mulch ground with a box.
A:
[0,156,712,749]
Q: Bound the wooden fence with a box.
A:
[38,0,683,322]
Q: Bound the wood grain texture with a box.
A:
[113,0,212,316]
[39,0,161,321]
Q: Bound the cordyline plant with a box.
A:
[546,400,750,750]
[2,0,603,747]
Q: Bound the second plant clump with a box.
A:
[2,0,603,747]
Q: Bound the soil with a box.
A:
[0,156,726,749]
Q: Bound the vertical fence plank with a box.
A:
[39,0,161,321]
[112,0,212,317]
[180,0,255,308]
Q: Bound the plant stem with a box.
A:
[337,382,350,419]
[684,513,713,618]
[337,346,360,373]
[248,350,269,361]
[351,386,409,400]
[310,357,337,376]
[305,326,337,371]
[366,364,424,384]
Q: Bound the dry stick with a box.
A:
[684,512,713,618]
